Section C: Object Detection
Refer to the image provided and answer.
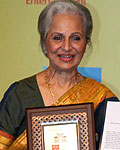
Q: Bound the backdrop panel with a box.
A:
[0,0,120,100]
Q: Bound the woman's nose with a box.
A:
[62,39,71,51]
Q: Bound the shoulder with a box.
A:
[83,77,117,98]
[19,75,37,87]
[0,75,37,107]
[83,77,105,88]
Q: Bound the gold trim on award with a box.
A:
[26,103,96,150]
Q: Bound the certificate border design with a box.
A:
[32,112,88,150]
[26,103,96,150]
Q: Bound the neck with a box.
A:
[46,67,80,88]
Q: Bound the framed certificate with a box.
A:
[26,103,96,150]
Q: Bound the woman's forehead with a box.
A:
[48,14,84,34]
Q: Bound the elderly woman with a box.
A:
[0,0,119,149]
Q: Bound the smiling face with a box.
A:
[45,13,86,72]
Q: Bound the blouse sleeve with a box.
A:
[0,82,25,138]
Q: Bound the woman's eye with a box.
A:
[53,36,62,41]
[71,36,81,41]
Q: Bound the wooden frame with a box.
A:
[26,103,96,150]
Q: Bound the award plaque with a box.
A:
[26,103,96,150]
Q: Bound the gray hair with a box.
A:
[38,0,93,57]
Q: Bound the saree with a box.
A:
[0,76,118,150]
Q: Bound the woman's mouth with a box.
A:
[58,54,74,61]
